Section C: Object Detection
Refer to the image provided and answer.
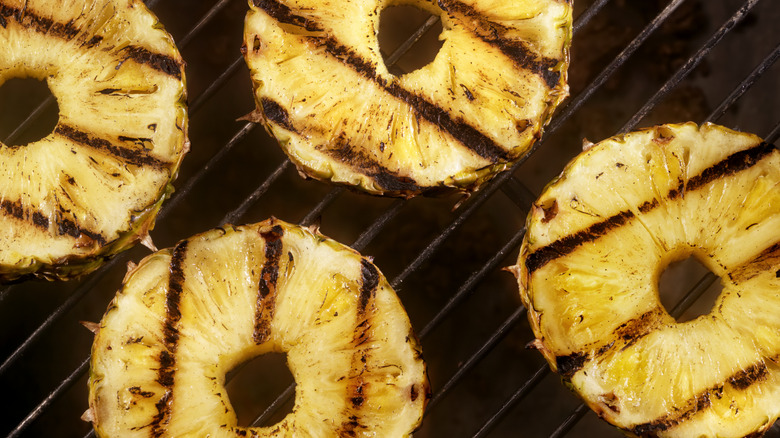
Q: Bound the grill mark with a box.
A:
[630,360,770,435]
[254,225,285,344]
[610,307,666,352]
[437,0,564,88]
[525,209,634,274]
[259,96,423,194]
[150,240,188,437]
[555,351,587,379]
[324,134,422,194]
[0,200,49,230]
[260,98,296,133]
[526,142,777,274]
[686,142,775,192]
[121,46,182,80]
[630,388,712,436]
[0,199,107,245]
[0,3,179,72]
[358,259,379,313]
[728,362,768,390]
[253,0,508,162]
[0,3,78,39]
[729,242,780,283]
[55,124,169,169]
[338,259,380,435]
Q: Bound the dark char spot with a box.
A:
[260,97,296,133]
[556,351,587,379]
[254,225,285,344]
[359,259,379,312]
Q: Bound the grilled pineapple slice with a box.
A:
[514,123,780,437]
[88,218,429,437]
[0,0,188,281]
[243,0,571,197]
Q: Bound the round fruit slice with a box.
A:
[243,0,571,197]
[514,123,780,437]
[88,218,429,437]
[0,0,188,281]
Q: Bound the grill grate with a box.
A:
[1,0,779,437]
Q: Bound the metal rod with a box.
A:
[178,0,235,47]
[704,41,780,124]
[220,159,293,226]
[619,0,763,134]
[425,306,526,412]
[471,365,551,438]
[7,357,90,438]
[546,0,690,136]
[418,226,525,339]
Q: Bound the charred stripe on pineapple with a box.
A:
[150,241,188,437]
[526,142,778,274]
[260,95,423,193]
[0,199,107,245]
[0,2,181,78]
[254,225,285,344]
[55,124,171,169]
[437,0,564,88]
[729,242,780,283]
[339,259,380,436]
[629,361,769,435]
[555,308,667,378]
[253,0,509,162]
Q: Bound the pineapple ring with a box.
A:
[514,123,780,437]
[243,0,571,197]
[0,0,188,281]
[88,219,429,437]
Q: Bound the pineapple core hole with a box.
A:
[378,4,444,75]
[0,77,59,147]
[657,254,723,323]
[225,352,295,427]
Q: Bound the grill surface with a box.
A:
[1,0,779,437]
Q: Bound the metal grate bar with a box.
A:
[619,0,763,134]
[767,120,780,145]
[220,0,738,431]
[351,199,405,251]
[220,159,294,226]
[545,0,689,136]
[457,1,776,435]
[472,366,551,438]
[4,0,779,436]
[426,306,527,413]
[8,357,90,438]
[2,1,264,433]
[418,226,526,339]
[704,41,780,124]
[189,54,247,113]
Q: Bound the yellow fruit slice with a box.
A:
[515,122,780,437]
[88,218,429,437]
[0,0,188,281]
[243,0,571,196]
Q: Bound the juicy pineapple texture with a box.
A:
[88,218,429,437]
[515,123,780,437]
[243,0,571,197]
[0,0,188,281]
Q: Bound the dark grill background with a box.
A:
[1,0,779,436]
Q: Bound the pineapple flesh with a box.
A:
[242,0,571,197]
[514,123,780,437]
[88,218,430,437]
[0,0,188,281]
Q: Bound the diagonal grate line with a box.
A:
[5,0,779,436]
[168,0,711,430]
